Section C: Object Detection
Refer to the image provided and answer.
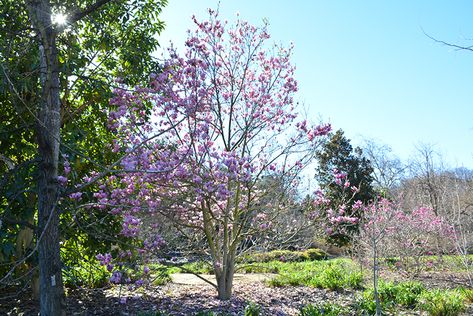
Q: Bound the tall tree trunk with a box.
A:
[26,0,65,314]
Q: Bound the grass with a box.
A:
[267,258,363,291]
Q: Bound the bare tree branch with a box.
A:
[422,28,473,52]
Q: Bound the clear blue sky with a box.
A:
[158,0,473,168]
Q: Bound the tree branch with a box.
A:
[422,29,473,52]
[58,0,116,32]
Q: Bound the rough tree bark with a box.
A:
[24,0,113,314]
[26,1,64,314]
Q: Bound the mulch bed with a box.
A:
[1,281,354,315]
[1,271,472,315]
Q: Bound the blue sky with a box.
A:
[158,1,473,168]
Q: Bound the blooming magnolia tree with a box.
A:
[95,10,330,299]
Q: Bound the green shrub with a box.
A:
[151,272,172,286]
[148,265,172,286]
[303,248,328,261]
[154,260,213,275]
[244,301,261,316]
[458,287,473,303]
[299,302,349,316]
[418,289,466,316]
[355,290,378,315]
[393,281,425,308]
[241,248,327,263]
[62,259,109,288]
[309,262,363,290]
[355,281,426,315]
[238,261,282,274]
[356,282,469,316]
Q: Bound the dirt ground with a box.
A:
[1,271,472,315]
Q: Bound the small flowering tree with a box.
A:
[360,198,456,271]
[386,205,456,273]
[358,198,456,315]
[97,9,330,300]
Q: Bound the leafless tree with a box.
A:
[362,139,408,193]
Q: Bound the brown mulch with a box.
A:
[0,277,355,316]
[1,271,472,315]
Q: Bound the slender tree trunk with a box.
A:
[372,237,381,316]
[26,0,65,314]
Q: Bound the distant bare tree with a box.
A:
[362,139,407,194]
[401,144,447,215]
[396,144,473,274]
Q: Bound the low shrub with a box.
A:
[355,280,426,314]
[458,287,473,303]
[390,281,425,308]
[148,265,173,286]
[355,289,379,315]
[355,281,469,316]
[355,281,416,314]
[241,248,327,264]
[62,259,109,288]
[244,301,261,316]
[418,289,466,316]
[309,261,363,290]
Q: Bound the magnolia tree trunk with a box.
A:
[214,254,236,300]
[26,0,65,314]
[202,203,239,300]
